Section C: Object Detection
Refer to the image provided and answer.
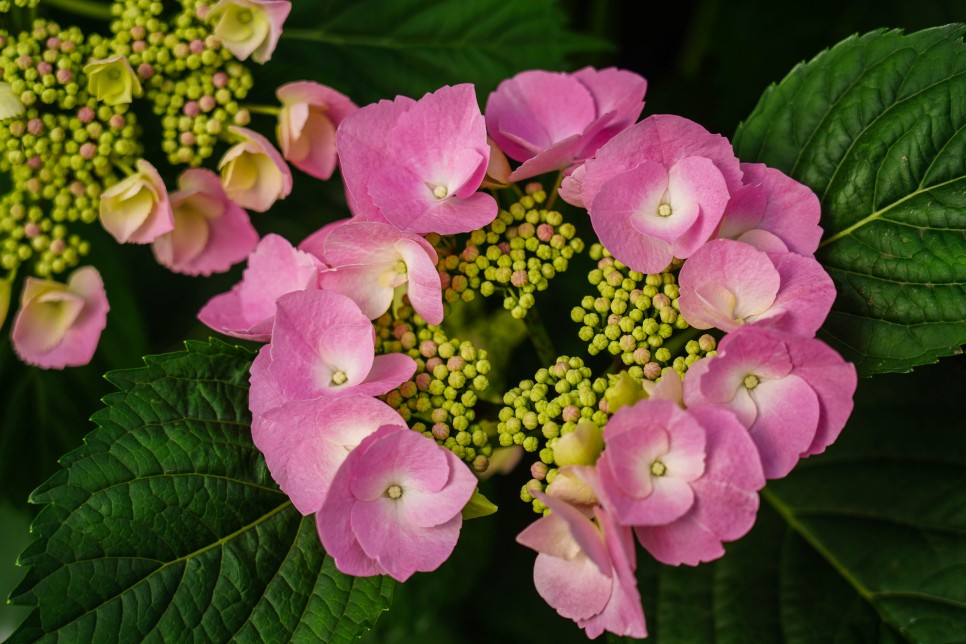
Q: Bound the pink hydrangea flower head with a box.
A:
[517,469,646,639]
[248,289,415,414]
[207,0,290,63]
[677,239,835,336]
[276,81,357,180]
[317,424,477,581]
[561,115,742,273]
[218,125,292,212]
[12,266,109,369]
[152,168,259,276]
[99,159,174,244]
[252,394,406,514]
[337,84,498,235]
[486,67,647,181]
[198,233,323,341]
[683,326,857,476]
[717,163,822,255]
[315,220,443,325]
[604,402,765,566]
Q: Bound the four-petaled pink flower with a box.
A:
[218,125,293,212]
[486,67,647,181]
[253,394,406,515]
[99,159,174,244]
[683,326,857,477]
[276,81,358,180]
[677,238,835,337]
[152,168,259,276]
[517,468,646,640]
[596,399,764,566]
[313,220,443,325]
[247,289,415,415]
[717,162,822,255]
[12,266,109,369]
[317,424,477,581]
[198,233,323,342]
[560,115,743,273]
[337,84,498,235]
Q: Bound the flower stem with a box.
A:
[523,305,558,366]
[44,0,113,20]
[111,158,135,176]
[545,171,564,209]
[243,104,281,117]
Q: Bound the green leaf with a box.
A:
[461,489,498,520]
[267,0,606,105]
[612,364,966,643]
[7,339,393,642]
[733,25,966,375]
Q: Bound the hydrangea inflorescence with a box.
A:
[0,5,859,636]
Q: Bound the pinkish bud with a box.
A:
[643,362,662,380]
[183,101,200,117]
[27,156,41,169]
[425,357,443,372]
[27,119,43,135]
[446,356,466,372]
[46,37,61,49]
[198,95,215,111]
[77,106,95,123]
[132,41,147,53]
[137,63,154,78]
[79,142,96,159]
[50,239,66,254]
[179,132,195,146]
[56,68,72,83]
[530,461,549,480]
[190,39,205,54]
[415,372,432,391]
[24,222,39,238]
[131,26,146,39]
[562,405,581,422]
[212,72,228,88]
[536,223,554,241]
[70,181,85,196]
[432,423,450,440]
[652,293,670,309]
[109,114,125,129]
[419,340,437,358]
[36,62,52,75]
[510,269,528,287]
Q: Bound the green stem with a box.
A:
[545,171,564,209]
[111,158,135,176]
[523,305,558,366]
[243,104,281,117]
[43,0,113,20]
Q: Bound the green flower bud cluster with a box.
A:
[0,0,39,12]
[108,0,254,166]
[373,304,494,472]
[432,187,585,319]
[496,355,612,513]
[0,19,141,279]
[572,243,717,379]
[0,190,89,275]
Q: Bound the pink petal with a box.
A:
[347,426,451,501]
[297,218,350,264]
[197,233,322,341]
[248,344,284,416]
[752,252,835,337]
[534,552,612,621]
[12,267,109,369]
[678,239,781,331]
[337,95,416,220]
[395,238,443,324]
[252,395,404,514]
[100,159,174,244]
[507,134,584,181]
[589,161,674,273]
[572,66,647,155]
[398,454,477,528]
[746,375,820,478]
[276,81,357,180]
[318,264,395,320]
[486,71,597,161]
[517,512,582,560]
[531,491,612,575]
[353,352,418,397]
[219,126,292,212]
[666,156,731,258]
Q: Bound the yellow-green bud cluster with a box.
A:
[374,304,494,471]
[572,243,717,379]
[499,355,609,513]
[0,19,142,279]
[433,187,585,319]
[109,0,254,166]
[0,0,39,13]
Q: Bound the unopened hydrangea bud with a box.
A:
[530,461,549,480]
[643,361,662,380]
[699,333,717,352]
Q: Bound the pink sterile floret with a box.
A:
[716,162,822,256]
[517,468,646,640]
[197,233,323,341]
[12,266,109,369]
[253,394,406,515]
[337,84,498,235]
[683,326,857,478]
[560,115,742,274]
[99,159,174,244]
[218,125,292,212]
[317,424,477,582]
[276,80,357,180]
[313,220,443,325]
[677,239,835,337]
[152,168,259,276]
[247,289,415,415]
[596,399,764,566]
[485,67,647,182]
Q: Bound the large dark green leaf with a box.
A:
[265,0,605,105]
[612,361,966,643]
[7,340,392,642]
[733,25,966,375]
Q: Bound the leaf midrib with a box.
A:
[41,500,292,636]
